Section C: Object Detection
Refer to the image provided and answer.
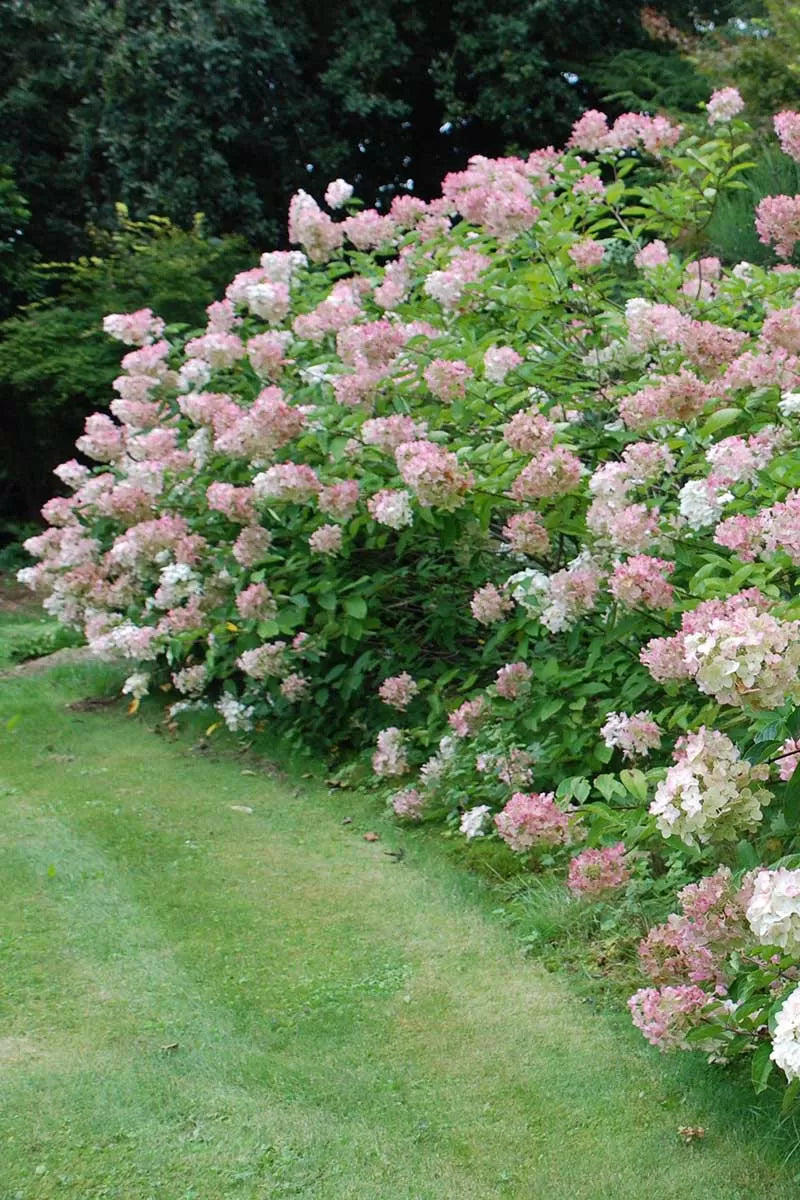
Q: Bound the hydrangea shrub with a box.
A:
[22,88,800,1093]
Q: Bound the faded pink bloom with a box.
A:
[634,241,669,269]
[378,672,419,710]
[503,408,555,455]
[395,440,472,509]
[308,524,343,556]
[235,582,277,621]
[508,446,582,501]
[324,178,354,208]
[237,641,288,680]
[424,358,474,402]
[777,738,800,782]
[391,787,425,819]
[501,511,550,556]
[372,727,408,777]
[362,415,427,452]
[448,696,488,738]
[318,480,360,519]
[253,463,321,503]
[609,555,674,609]
[601,711,662,758]
[483,345,523,384]
[103,308,165,346]
[495,661,533,700]
[568,843,630,897]
[495,792,570,851]
[232,525,272,567]
[367,488,414,529]
[280,672,311,702]
[756,195,800,260]
[629,985,710,1050]
[775,111,800,163]
[568,239,605,269]
[619,369,710,428]
[706,87,744,125]
[470,582,513,625]
[288,189,344,262]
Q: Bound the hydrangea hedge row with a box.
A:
[21,87,800,1094]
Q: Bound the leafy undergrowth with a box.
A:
[2,660,800,1198]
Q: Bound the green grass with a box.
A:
[2,660,800,1198]
[0,578,83,668]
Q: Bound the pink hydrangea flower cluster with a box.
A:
[502,407,555,455]
[448,697,488,738]
[423,248,491,310]
[103,308,165,346]
[494,661,533,700]
[568,239,604,269]
[367,489,414,529]
[706,87,744,125]
[372,727,409,777]
[746,868,800,954]
[567,843,629,898]
[483,345,523,384]
[308,524,343,555]
[508,446,582,501]
[609,556,674,610]
[440,153,544,238]
[775,111,800,163]
[628,985,710,1051]
[755,195,800,260]
[634,240,669,269]
[395,440,472,509]
[500,511,550,556]
[494,792,571,851]
[235,582,277,621]
[600,711,662,758]
[288,190,343,262]
[568,110,681,155]
[618,369,711,429]
[777,737,800,782]
[423,358,474,402]
[391,787,424,819]
[378,672,419,710]
[641,590,800,710]
[470,582,513,625]
[717,490,800,564]
[638,867,753,993]
[508,557,601,633]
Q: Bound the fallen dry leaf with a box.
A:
[363,831,380,842]
[677,1126,706,1144]
[230,805,253,814]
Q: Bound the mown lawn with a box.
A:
[1,656,799,1198]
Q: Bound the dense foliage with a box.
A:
[0,210,250,523]
[21,88,800,1097]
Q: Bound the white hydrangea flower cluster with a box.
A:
[770,986,800,1080]
[682,607,800,710]
[215,694,255,732]
[746,868,800,954]
[650,727,771,845]
[460,804,492,839]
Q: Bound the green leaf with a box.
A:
[343,596,368,620]
[751,1041,774,1094]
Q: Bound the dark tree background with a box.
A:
[0,0,755,260]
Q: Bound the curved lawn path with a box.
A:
[1,663,797,1199]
